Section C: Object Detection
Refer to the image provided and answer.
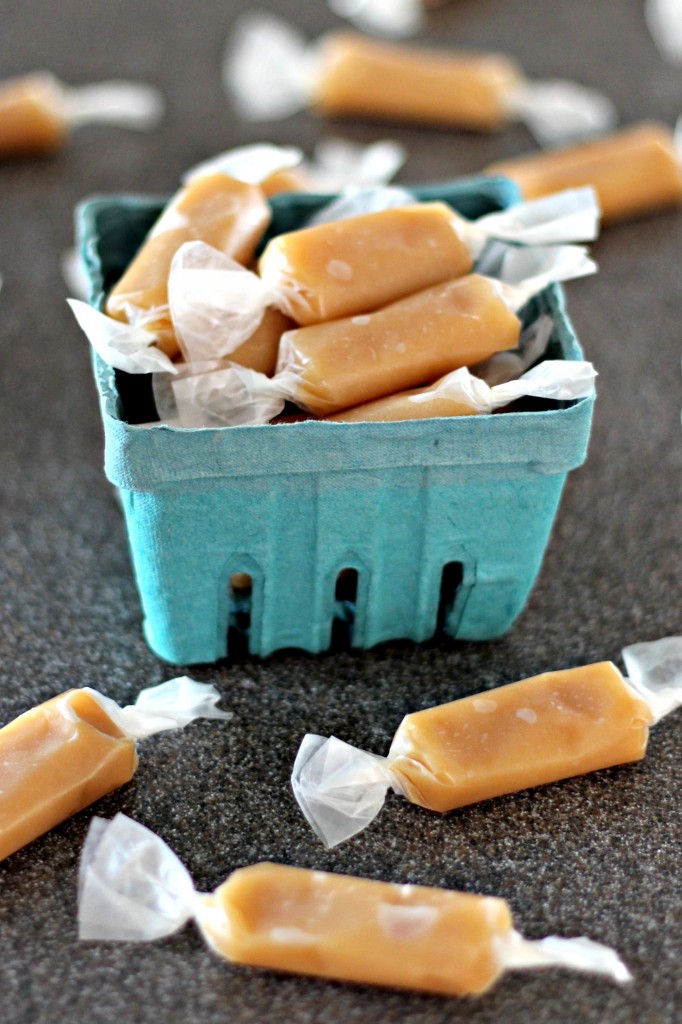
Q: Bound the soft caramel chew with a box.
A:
[225,307,293,376]
[106,174,271,357]
[487,123,682,224]
[388,662,654,812]
[199,863,513,996]
[326,374,480,422]
[0,690,137,861]
[312,33,523,130]
[277,274,520,416]
[260,167,312,197]
[0,73,67,157]
[259,203,473,325]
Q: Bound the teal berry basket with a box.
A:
[77,176,594,665]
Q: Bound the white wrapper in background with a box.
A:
[506,79,617,148]
[645,0,682,64]
[307,185,416,226]
[59,79,165,131]
[328,0,423,37]
[308,137,407,192]
[84,676,232,741]
[78,814,630,985]
[182,143,304,186]
[67,299,178,374]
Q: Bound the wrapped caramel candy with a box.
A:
[325,358,596,423]
[166,244,596,426]
[292,636,681,847]
[226,13,615,146]
[0,72,163,159]
[79,814,629,995]
[162,188,598,369]
[0,678,230,861]
[105,173,272,360]
[487,122,682,224]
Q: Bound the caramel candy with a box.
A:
[0,73,67,157]
[260,166,312,197]
[326,377,479,422]
[202,863,512,995]
[277,274,520,416]
[106,173,271,358]
[79,815,630,994]
[259,203,473,325]
[0,679,229,861]
[389,662,653,813]
[487,123,682,224]
[225,306,292,377]
[0,690,136,862]
[292,660,655,847]
[326,356,597,423]
[313,33,523,130]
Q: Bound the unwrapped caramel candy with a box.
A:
[0,72,163,159]
[0,678,230,861]
[487,123,682,224]
[79,814,630,995]
[292,636,682,847]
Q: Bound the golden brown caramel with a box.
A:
[0,690,137,861]
[278,274,520,416]
[389,662,654,812]
[312,33,523,129]
[259,202,473,325]
[199,863,513,996]
[326,374,479,422]
[106,174,271,358]
[0,73,67,157]
[487,123,682,224]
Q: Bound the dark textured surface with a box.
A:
[0,1,681,1021]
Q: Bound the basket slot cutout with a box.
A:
[331,568,359,650]
[228,571,253,657]
[436,561,464,634]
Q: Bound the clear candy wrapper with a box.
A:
[79,813,630,993]
[474,314,554,387]
[622,635,682,723]
[291,637,678,848]
[224,12,615,146]
[85,676,232,740]
[408,358,597,416]
[328,0,424,38]
[645,0,682,65]
[67,299,178,374]
[58,78,164,131]
[184,137,406,194]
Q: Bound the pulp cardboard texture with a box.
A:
[78,180,593,663]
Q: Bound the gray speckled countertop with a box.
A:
[0,1,681,1021]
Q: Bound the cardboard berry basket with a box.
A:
[76,177,593,664]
